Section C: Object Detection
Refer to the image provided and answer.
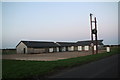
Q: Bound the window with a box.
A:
[84,46,89,51]
[78,46,82,51]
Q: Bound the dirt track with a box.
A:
[2,51,105,61]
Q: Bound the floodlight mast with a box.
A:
[94,17,98,54]
[90,13,94,54]
[90,13,98,54]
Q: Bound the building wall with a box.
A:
[67,46,75,51]
[34,48,46,53]
[27,48,34,53]
[27,48,48,53]
[68,46,71,51]
[53,47,59,52]
[98,45,105,50]
[16,42,27,54]
[74,46,78,51]
[90,45,104,51]
[87,45,104,51]
[45,48,49,53]
[61,47,66,51]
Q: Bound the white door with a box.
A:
[56,47,59,52]
[94,46,96,50]
[78,46,82,51]
[49,48,54,52]
[84,46,89,51]
[71,46,74,51]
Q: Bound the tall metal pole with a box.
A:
[94,17,98,54]
[90,13,94,54]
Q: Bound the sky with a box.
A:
[0,2,2,49]
[118,1,120,45]
[1,2,118,49]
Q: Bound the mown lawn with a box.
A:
[2,47,119,79]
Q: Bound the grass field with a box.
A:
[2,47,119,79]
[2,49,16,55]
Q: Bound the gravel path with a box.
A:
[2,51,105,61]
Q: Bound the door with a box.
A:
[94,46,96,50]
[78,46,82,51]
[23,48,26,54]
[49,48,54,52]
[56,47,59,52]
[71,46,74,51]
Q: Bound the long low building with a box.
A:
[16,40,104,54]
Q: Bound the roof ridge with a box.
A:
[77,40,103,42]
[21,40,54,43]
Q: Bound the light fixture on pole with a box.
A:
[90,13,98,54]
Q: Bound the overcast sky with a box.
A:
[2,2,118,49]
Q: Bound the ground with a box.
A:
[48,54,119,78]
[2,48,118,79]
[2,50,105,61]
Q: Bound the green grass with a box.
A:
[2,47,119,79]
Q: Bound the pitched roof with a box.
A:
[16,40,104,48]
[21,41,59,48]
[77,40,104,46]
[56,42,76,47]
